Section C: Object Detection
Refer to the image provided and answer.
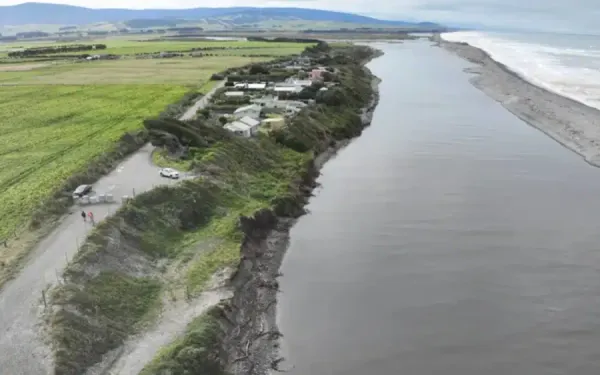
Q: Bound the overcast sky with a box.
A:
[0,0,597,32]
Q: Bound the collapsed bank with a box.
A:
[46,42,382,375]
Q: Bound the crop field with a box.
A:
[0,84,188,241]
[0,56,266,84]
[0,37,309,276]
[0,39,311,58]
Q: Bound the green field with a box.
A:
[0,56,268,84]
[0,37,309,281]
[0,84,187,238]
[0,39,312,58]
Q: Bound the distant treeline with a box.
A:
[167,27,204,33]
[301,28,440,34]
[16,31,50,38]
[8,44,107,57]
[247,36,321,44]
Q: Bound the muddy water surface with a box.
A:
[277,41,600,375]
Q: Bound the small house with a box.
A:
[273,85,302,94]
[233,104,261,120]
[247,83,267,90]
[225,91,245,97]
[224,117,260,137]
[309,68,325,81]
[224,122,252,137]
[238,116,260,129]
[288,79,312,87]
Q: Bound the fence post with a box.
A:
[41,290,47,309]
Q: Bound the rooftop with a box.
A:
[234,104,261,114]
[238,116,260,127]
[224,122,251,132]
[225,91,245,96]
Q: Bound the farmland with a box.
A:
[0,39,312,58]
[0,84,186,239]
[0,37,310,281]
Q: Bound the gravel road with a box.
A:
[0,83,223,375]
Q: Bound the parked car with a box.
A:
[159,168,179,179]
[72,184,92,199]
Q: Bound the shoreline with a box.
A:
[214,66,382,375]
[43,44,384,375]
[433,34,600,168]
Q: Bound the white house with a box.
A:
[225,91,245,97]
[224,122,252,137]
[274,85,302,93]
[287,79,312,87]
[247,82,267,90]
[232,82,267,90]
[238,116,260,129]
[233,104,261,120]
[224,117,260,137]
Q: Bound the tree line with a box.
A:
[8,44,107,58]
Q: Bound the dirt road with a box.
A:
[0,83,223,375]
[180,81,225,121]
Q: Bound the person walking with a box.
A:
[88,211,95,226]
[81,211,86,222]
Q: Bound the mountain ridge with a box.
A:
[0,2,443,28]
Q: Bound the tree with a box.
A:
[249,64,270,75]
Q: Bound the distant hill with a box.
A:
[0,2,444,30]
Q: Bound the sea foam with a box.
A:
[441,31,600,111]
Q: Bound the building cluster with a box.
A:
[215,56,336,138]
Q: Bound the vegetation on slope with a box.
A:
[0,38,309,289]
[48,42,378,375]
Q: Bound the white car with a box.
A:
[159,168,179,179]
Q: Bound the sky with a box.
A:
[0,0,598,32]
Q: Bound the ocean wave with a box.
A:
[441,31,600,110]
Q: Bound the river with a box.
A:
[277,41,600,375]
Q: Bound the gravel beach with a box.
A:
[436,36,600,167]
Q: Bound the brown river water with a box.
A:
[277,41,600,375]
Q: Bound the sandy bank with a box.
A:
[435,35,600,167]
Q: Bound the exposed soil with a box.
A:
[211,73,382,375]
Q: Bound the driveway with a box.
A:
[0,83,223,375]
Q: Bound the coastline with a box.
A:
[45,44,384,375]
[433,34,600,167]
[214,71,382,375]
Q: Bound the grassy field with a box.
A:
[0,37,309,284]
[0,84,187,239]
[0,57,268,84]
[0,39,311,58]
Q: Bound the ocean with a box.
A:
[441,31,600,110]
